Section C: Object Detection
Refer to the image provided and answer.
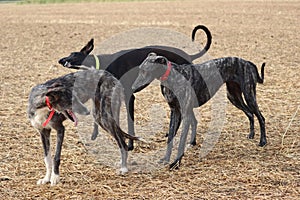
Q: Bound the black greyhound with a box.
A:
[28,69,144,185]
[132,53,266,169]
[58,25,212,151]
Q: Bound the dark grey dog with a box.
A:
[132,53,266,169]
[28,69,143,185]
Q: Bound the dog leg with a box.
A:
[127,94,135,151]
[170,112,191,170]
[243,90,266,146]
[91,123,99,140]
[119,147,128,174]
[160,108,181,164]
[255,111,266,147]
[247,100,267,147]
[188,111,198,146]
[50,125,65,185]
[37,128,52,185]
[91,100,100,140]
[115,135,129,174]
[226,82,255,139]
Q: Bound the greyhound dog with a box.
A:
[28,69,143,185]
[132,53,266,169]
[58,25,212,151]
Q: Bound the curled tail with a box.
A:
[190,25,212,60]
[257,63,265,84]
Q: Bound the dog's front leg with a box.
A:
[170,112,191,170]
[37,128,52,185]
[50,125,65,185]
[160,108,181,164]
[126,94,135,151]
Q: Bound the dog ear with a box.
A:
[148,52,157,57]
[80,38,94,55]
[155,57,167,65]
[45,90,60,104]
[46,83,66,102]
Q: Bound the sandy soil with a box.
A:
[0,0,299,199]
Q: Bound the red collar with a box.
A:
[160,61,172,81]
[42,96,55,127]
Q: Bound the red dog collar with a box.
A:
[42,96,55,127]
[160,61,172,81]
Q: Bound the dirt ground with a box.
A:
[0,0,299,199]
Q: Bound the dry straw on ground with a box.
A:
[0,1,299,199]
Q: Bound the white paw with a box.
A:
[119,167,128,175]
[37,177,50,185]
[50,174,60,186]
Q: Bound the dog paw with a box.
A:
[187,143,196,149]
[169,158,182,171]
[127,144,134,151]
[247,132,255,139]
[50,174,60,186]
[119,167,128,175]
[37,177,50,185]
[259,140,267,147]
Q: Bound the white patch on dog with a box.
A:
[119,167,128,175]
[37,153,52,185]
[50,173,60,186]
[30,107,51,129]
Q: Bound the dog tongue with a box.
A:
[68,110,78,126]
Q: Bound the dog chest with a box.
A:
[30,107,51,129]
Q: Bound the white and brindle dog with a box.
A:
[132,53,266,169]
[28,69,143,185]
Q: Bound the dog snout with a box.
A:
[58,58,68,67]
[58,58,64,65]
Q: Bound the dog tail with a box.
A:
[190,25,212,60]
[257,63,265,84]
[113,121,147,143]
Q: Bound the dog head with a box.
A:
[58,38,94,69]
[132,52,169,91]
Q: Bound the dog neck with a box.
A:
[93,54,100,70]
[42,96,55,127]
[160,61,172,81]
[81,55,101,70]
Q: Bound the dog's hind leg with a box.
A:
[243,84,266,147]
[226,82,255,139]
[112,132,129,174]
[189,110,198,146]
[37,128,52,185]
[170,110,192,170]
[119,147,128,174]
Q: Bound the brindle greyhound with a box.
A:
[58,25,212,151]
[28,69,144,185]
[132,53,266,169]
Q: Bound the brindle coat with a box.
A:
[132,53,266,169]
[28,69,142,185]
